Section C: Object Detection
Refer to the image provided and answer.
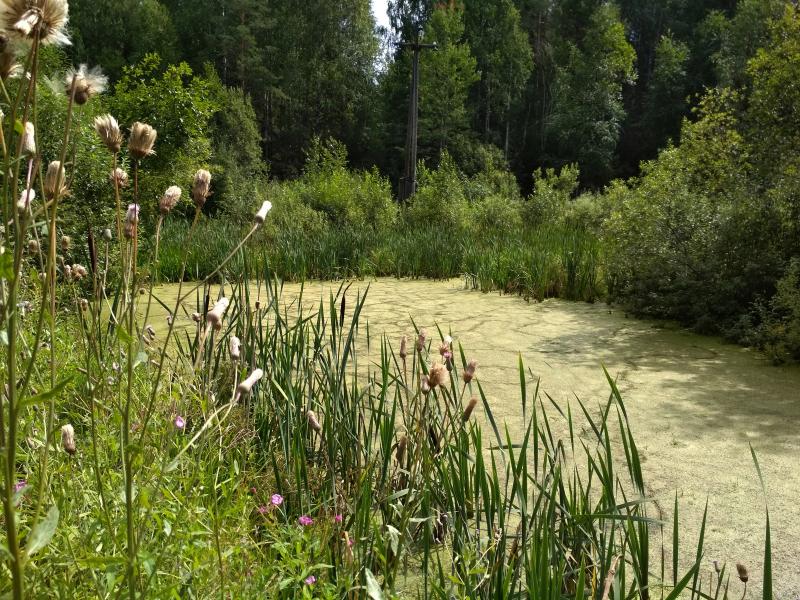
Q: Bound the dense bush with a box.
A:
[522,164,579,227]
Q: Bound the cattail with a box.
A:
[16,188,34,213]
[65,64,106,105]
[192,169,211,208]
[27,239,38,253]
[71,264,87,279]
[463,359,478,384]
[3,0,70,46]
[462,397,478,422]
[399,335,407,360]
[206,297,229,331]
[21,120,34,155]
[109,167,128,188]
[128,122,157,159]
[735,563,748,583]
[60,235,70,252]
[102,228,112,242]
[236,368,263,398]
[229,335,241,361]
[44,160,67,200]
[306,410,322,433]
[94,114,122,153]
[396,434,407,465]
[78,298,88,311]
[254,200,272,224]
[60,423,75,455]
[191,311,202,323]
[416,328,427,352]
[159,185,182,215]
[427,362,448,389]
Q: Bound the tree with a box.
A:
[640,34,690,149]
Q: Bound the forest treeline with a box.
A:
[54,0,800,360]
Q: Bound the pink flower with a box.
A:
[257,505,269,515]
[174,416,185,429]
[334,514,343,523]
[304,575,316,585]
[249,487,257,495]
[13,480,26,493]
[271,494,284,506]
[298,515,313,526]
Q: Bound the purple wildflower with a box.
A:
[271,493,284,506]
[13,480,26,493]
[174,415,186,429]
[298,515,313,526]
[334,514,343,524]
[304,575,316,585]
[257,505,269,515]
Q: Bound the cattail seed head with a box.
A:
[109,167,128,188]
[21,120,34,155]
[128,122,157,160]
[44,160,67,200]
[159,185,182,215]
[102,228,112,242]
[254,200,272,224]
[306,410,322,433]
[17,188,34,213]
[229,335,241,361]
[94,114,122,153]
[60,423,75,455]
[463,359,478,384]
[192,169,211,208]
[416,328,427,352]
[3,0,70,46]
[206,297,229,331]
[463,397,478,422]
[427,362,448,389]
[399,335,407,360]
[27,238,38,253]
[736,563,748,583]
[66,64,106,105]
[236,368,263,398]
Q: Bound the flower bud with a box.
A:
[206,297,229,331]
[61,423,76,455]
[416,329,427,352]
[129,122,157,160]
[306,410,322,433]
[229,335,241,361]
[427,362,447,389]
[45,161,68,201]
[102,228,112,242]
[399,335,407,360]
[462,397,478,422]
[736,563,748,583]
[463,359,478,384]
[17,188,35,214]
[60,234,71,252]
[254,200,272,224]
[27,239,39,253]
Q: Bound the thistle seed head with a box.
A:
[27,238,38,253]
[44,160,67,200]
[159,185,182,215]
[60,423,75,455]
[2,0,71,46]
[192,169,211,208]
[102,228,112,242]
[78,297,88,311]
[128,122,156,160]
[59,234,70,251]
[416,328,427,352]
[94,114,122,153]
[65,64,106,105]
[463,359,478,384]
[109,167,128,188]
[427,362,448,389]
[254,200,272,224]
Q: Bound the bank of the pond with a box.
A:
[150,277,800,597]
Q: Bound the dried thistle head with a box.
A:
[128,122,156,160]
[2,0,70,46]
[59,234,70,251]
[191,311,202,323]
[27,238,38,253]
[71,263,87,279]
[102,228,112,242]
[463,359,478,384]
[416,328,427,352]
[109,167,128,188]
[159,185,182,215]
[192,169,211,208]
[60,423,75,455]
[399,335,408,360]
[427,362,448,389]
[65,64,106,105]
[735,563,748,583]
[21,120,34,155]
[78,297,88,311]
[94,114,122,153]
[44,160,67,200]
[124,204,139,239]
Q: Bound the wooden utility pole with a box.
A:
[399,40,437,202]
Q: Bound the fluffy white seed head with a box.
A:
[206,297,229,331]
[159,185,182,215]
[236,368,263,397]
[254,200,272,224]
[60,423,75,455]
[229,335,241,361]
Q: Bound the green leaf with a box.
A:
[0,247,13,280]
[365,568,384,600]
[20,377,72,410]
[26,505,59,557]
[133,351,148,369]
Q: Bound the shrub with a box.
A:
[406,152,470,233]
[472,194,523,237]
[759,258,800,362]
[523,163,579,227]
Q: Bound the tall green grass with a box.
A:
[154,219,604,302]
